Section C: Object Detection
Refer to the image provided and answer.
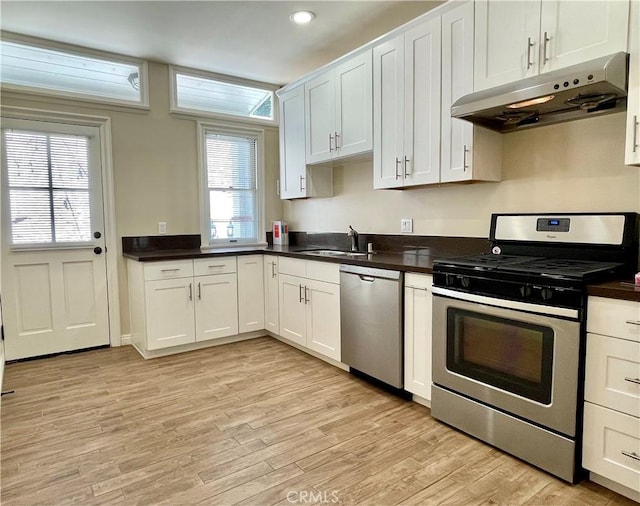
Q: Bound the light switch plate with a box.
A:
[158,222,167,234]
[400,218,413,233]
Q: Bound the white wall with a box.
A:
[284,112,640,237]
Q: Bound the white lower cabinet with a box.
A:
[263,255,279,334]
[278,257,340,362]
[404,273,433,402]
[144,277,195,350]
[237,255,264,334]
[128,256,243,354]
[583,296,640,502]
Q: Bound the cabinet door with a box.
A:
[237,255,264,333]
[278,273,306,347]
[441,1,476,184]
[404,17,441,186]
[404,275,433,400]
[305,71,335,164]
[626,0,640,166]
[474,0,540,90]
[145,278,195,350]
[279,86,306,199]
[335,51,373,159]
[373,35,405,189]
[305,279,341,362]
[195,273,238,341]
[540,1,629,74]
[263,255,279,334]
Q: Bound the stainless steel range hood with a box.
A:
[451,52,628,133]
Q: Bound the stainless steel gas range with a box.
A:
[431,213,639,483]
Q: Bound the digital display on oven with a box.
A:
[536,217,570,232]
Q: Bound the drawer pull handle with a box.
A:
[624,377,640,385]
[208,265,225,268]
[161,268,181,272]
[622,451,640,462]
[625,320,640,326]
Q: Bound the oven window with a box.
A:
[446,308,554,404]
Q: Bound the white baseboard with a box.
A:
[589,472,640,503]
[120,334,132,346]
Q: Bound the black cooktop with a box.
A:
[436,254,625,281]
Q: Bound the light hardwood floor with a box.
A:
[0,337,635,505]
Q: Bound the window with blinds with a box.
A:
[203,130,259,245]
[4,130,93,245]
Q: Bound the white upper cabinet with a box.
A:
[305,50,372,164]
[441,1,501,183]
[474,0,630,91]
[373,17,442,189]
[626,0,640,166]
[279,85,332,199]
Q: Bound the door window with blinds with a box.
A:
[200,126,263,246]
[2,124,99,247]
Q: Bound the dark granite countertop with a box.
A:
[587,279,640,303]
[122,234,490,274]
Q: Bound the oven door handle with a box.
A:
[431,286,579,319]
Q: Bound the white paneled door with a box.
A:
[1,118,109,360]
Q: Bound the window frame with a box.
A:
[170,65,279,126]
[0,32,149,109]
[197,121,266,249]
[1,118,104,251]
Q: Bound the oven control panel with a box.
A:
[537,218,570,232]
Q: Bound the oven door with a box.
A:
[432,287,581,437]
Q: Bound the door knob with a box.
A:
[94,247,103,255]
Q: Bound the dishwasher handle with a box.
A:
[359,275,376,282]
[339,264,402,281]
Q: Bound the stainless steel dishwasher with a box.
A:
[339,264,404,388]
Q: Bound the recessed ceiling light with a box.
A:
[290,10,316,25]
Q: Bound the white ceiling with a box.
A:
[0,1,442,86]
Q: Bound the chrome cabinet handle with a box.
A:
[329,133,334,152]
[189,283,193,301]
[299,175,305,192]
[526,37,535,69]
[622,451,640,462]
[161,268,180,272]
[633,115,639,153]
[197,282,201,300]
[304,286,310,304]
[463,145,469,171]
[335,131,340,150]
[299,284,304,303]
[271,261,276,278]
[395,157,402,180]
[624,377,640,385]
[208,265,224,269]
[542,31,550,64]
[404,156,410,177]
[625,320,640,326]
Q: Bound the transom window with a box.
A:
[3,129,94,245]
[172,67,276,123]
[0,37,148,107]
[200,125,264,247]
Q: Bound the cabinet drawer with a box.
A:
[583,402,640,492]
[144,260,194,281]
[278,257,307,277]
[588,296,640,343]
[405,273,432,290]
[194,256,236,276]
[585,333,640,417]
[306,260,339,284]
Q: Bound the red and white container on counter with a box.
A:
[272,221,289,245]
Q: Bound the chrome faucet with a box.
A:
[348,225,359,251]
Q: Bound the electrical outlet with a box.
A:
[158,222,167,234]
[400,218,413,233]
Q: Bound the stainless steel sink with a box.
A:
[302,249,368,257]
